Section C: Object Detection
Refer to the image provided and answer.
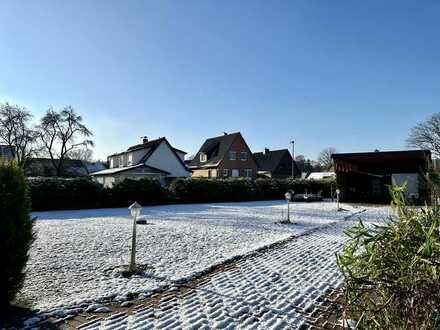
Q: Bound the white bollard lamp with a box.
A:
[284,191,294,222]
[128,201,142,273]
[336,189,341,210]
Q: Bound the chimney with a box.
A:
[142,136,148,144]
[264,148,270,155]
[223,132,228,136]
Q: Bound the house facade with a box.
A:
[91,137,190,187]
[253,148,300,179]
[188,132,258,179]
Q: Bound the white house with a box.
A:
[307,172,336,180]
[90,136,190,187]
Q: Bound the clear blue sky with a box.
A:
[1,1,439,160]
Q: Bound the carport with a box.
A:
[332,150,431,203]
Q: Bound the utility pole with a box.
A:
[290,140,295,178]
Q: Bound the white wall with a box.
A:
[145,141,190,177]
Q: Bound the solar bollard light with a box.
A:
[128,201,142,273]
[336,189,341,211]
[284,191,294,222]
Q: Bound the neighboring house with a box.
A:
[253,148,300,179]
[85,161,107,174]
[307,172,336,180]
[0,145,14,161]
[188,132,258,179]
[332,150,431,203]
[90,136,190,187]
[25,158,89,177]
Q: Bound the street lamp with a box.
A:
[336,189,341,211]
[128,201,142,273]
[284,190,294,222]
[290,140,295,178]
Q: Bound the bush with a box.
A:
[169,178,255,203]
[104,178,167,207]
[28,176,336,211]
[0,162,34,308]
[28,177,103,210]
[336,186,440,329]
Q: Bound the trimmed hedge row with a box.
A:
[0,162,34,307]
[28,177,336,211]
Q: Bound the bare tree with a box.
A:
[295,155,306,173]
[317,147,336,170]
[67,148,94,162]
[407,113,440,157]
[37,106,94,176]
[0,102,38,167]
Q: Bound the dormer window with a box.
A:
[200,153,207,162]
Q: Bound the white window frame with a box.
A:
[200,153,207,162]
[229,151,237,160]
[223,168,229,177]
[231,169,240,177]
[128,153,133,166]
[245,168,252,178]
[240,152,247,161]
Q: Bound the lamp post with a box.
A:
[128,201,142,273]
[336,189,340,211]
[284,191,293,222]
[290,140,295,178]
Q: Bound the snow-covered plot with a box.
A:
[76,205,392,330]
[22,200,355,312]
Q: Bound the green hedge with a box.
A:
[28,177,103,210]
[29,176,335,211]
[0,162,34,307]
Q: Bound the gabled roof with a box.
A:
[253,149,289,172]
[188,132,241,168]
[109,137,164,157]
[108,137,189,171]
[253,149,300,174]
[90,163,170,176]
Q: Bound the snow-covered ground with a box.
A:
[65,204,393,330]
[21,200,374,313]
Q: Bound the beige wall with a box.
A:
[191,168,218,178]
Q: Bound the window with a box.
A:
[223,169,229,177]
[231,169,240,177]
[229,151,237,160]
[245,169,253,178]
[128,153,133,166]
[110,158,114,168]
[240,152,247,161]
[119,155,124,167]
[200,153,207,162]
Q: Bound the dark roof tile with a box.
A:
[188,133,240,168]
